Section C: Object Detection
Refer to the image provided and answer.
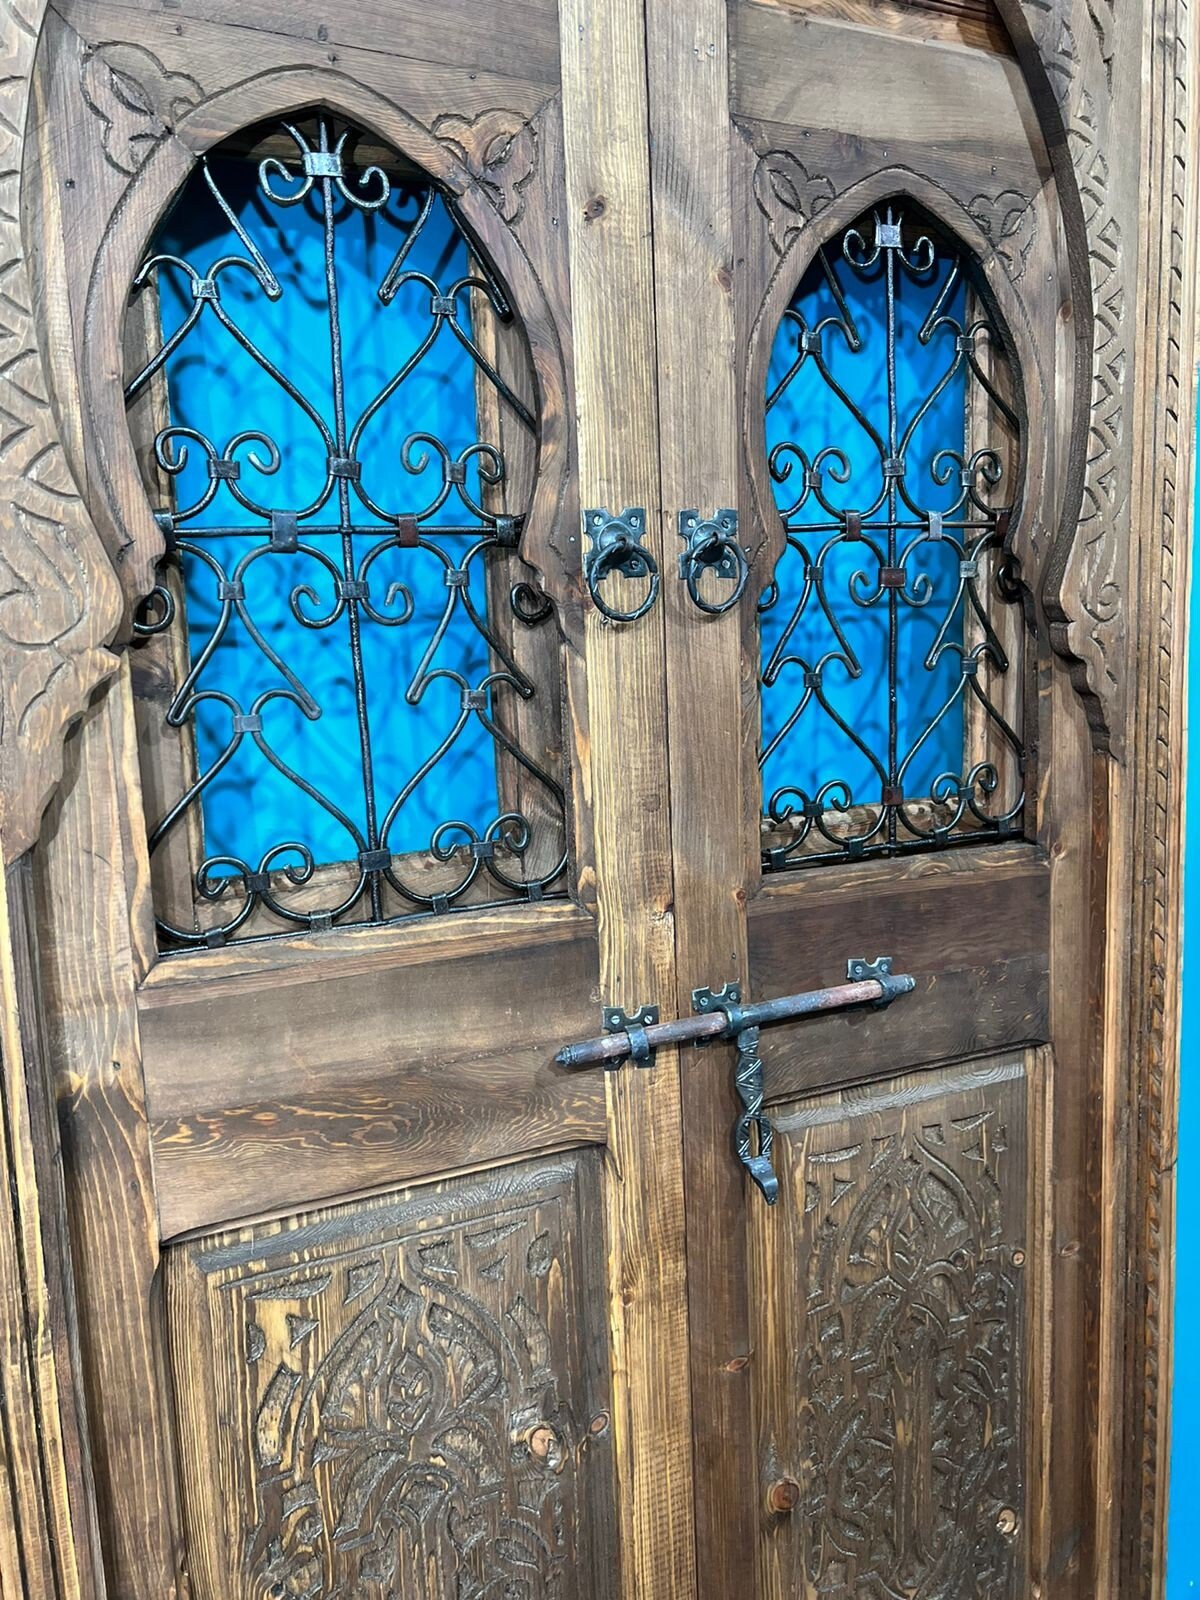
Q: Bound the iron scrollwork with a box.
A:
[582,507,660,622]
[760,202,1027,870]
[677,508,749,616]
[126,116,566,949]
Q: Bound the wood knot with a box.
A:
[767,1477,801,1515]
[583,194,607,222]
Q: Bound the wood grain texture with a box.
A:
[991,0,1143,756]
[0,0,121,865]
[166,1153,617,1600]
[1119,1,1199,1593]
[559,0,697,1593]
[139,912,604,1238]
[750,1055,1033,1598]
[750,0,1011,54]
[34,664,189,1600]
[749,846,1050,1101]
[642,1,758,1590]
[0,858,103,1600]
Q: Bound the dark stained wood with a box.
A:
[750,1053,1033,1597]
[33,666,190,1600]
[0,0,1195,1596]
[0,860,104,1600]
[749,845,1050,1101]
[166,1152,617,1599]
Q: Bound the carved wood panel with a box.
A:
[751,1056,1031,1599]
[166,1152,616,1600]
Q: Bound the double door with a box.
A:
[23,0,1089,1595]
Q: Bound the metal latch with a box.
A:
[556,958,916,1204]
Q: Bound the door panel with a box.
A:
[166,1152,616,1598]
[750,847,1050,1102]
[643,1,1076,1595]
[750,1053,1035,1598]
[27,0,691,1594]
[137,905,603,1238]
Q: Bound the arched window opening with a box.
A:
[760,200,1027,868]
[125,115,565,949]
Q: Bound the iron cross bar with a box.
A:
[554,957,916,1206]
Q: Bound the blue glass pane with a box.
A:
[761,206,1023,863]
[153,156,497,868]
[129,121,565,947]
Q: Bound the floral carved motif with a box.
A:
[784,1066,1027,1598]
[78,42,202,175]
[172,1163,612,1599]
[0,0,121,863]
[433,108,539,225]
[752,148,836,255]
[967,188,1039,281]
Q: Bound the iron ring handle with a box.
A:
[677,508,750,617]
[583,507,661,623]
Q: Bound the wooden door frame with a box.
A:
[0,2,1195,1598]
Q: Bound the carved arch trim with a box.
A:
[742,163,1051,606]
[1,0,121,864]
[992,0,1136,757]
[71,65,573,623]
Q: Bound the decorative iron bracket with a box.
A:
[846,954,912,1004]
[677,508,750,615]
[582,507,661,622]
[601,1004,661,1069]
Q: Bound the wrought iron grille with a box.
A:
[127,117,565,949]
[759,203,1027,869]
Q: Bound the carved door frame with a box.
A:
[0,2,1195,1598]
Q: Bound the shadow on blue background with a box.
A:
[1166,372,1200,1594]
[762,227,973,804]
[149,153,500,868]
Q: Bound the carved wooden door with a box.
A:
[632,3,1123,1599]
[1,0,1175,1596]
[16,1,696,1597]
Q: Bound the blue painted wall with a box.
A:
[1165,376,1200,1594]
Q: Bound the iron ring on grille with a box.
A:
[677,507,749,616]
[582,507,661,623]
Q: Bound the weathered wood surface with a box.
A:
[166,1154,618,1600]
[34,667,189,1600]
[0,859,104,1600]
[0,2,1194,1599]
[751,1054,1034,1598]
[139,908,603,1238]
[642,0,759,1590]
[559,0,698,1592]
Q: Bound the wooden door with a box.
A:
[639,3,1119,1598]
[1,0,1194,1598]
[15,1,698,1596]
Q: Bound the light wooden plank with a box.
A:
[559,0,698,1592]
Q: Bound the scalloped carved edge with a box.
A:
[995,0,1137,757]
[0,0,121,865]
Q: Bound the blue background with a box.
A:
[1166,376,1200,1593]
[152,155,500,869]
